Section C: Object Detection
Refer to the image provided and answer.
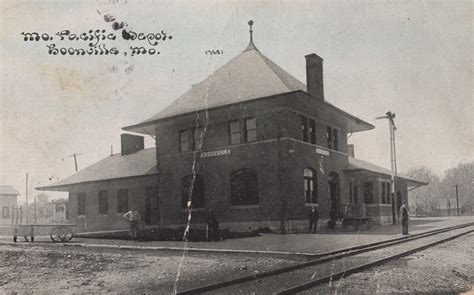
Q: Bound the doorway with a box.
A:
[328,172,340,221]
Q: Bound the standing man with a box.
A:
[205,210,219,241]
[308,207,319,233]
[399,201,409,235]
[123,208,141,240]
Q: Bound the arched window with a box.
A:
[304,168,318,204]
[182,175,205,209]
[231,169,258,206]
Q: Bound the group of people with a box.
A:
[306,201,410,235]
[123,202,410,241]
[123,208,220,242]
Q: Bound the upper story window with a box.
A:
[245,118,257,142]
[326,126,339,151]
[301,116,317,144]
[229,118,257,145]
[229,120,241,144]
[363,182,374,204]
[181,175,205,209]
[193,127,204,150]
[117,189,129,213]
[98,190,109,215]
[304,168,318,204]
[77,193,86,216]
[179,130,190,152]
[301,116,308,142]
[231,169,258,206]
[309,119,316,144]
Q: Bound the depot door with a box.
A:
[328,172,340,220]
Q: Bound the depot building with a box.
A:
[38,25,426,233]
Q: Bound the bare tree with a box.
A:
[440,162,474,215]
[406,166,442,216]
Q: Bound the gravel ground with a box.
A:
[0,228,472,294]
[0,243,300,294]
[208,227,474,294]
[307,232,474,295]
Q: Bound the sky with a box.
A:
[1,0,472,203]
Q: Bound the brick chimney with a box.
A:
[305,53,324,101]
[121,134,144,156]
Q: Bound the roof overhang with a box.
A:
[344,157,428,188]
[123,90,375,135]
[36,173,159,192]
[345,168,428,188]
[298,91,374,133]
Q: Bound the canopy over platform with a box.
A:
[345,157,428,187]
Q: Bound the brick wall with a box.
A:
[67,175,159,232]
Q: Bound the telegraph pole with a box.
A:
[25,173,29,224]
[452,184,460,216]
[67,153,83,172]
[376,111,398,224]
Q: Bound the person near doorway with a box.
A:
[308,207,319,233]
[399,201,410,235]
[123,208,141,240]
[205,210,219,241]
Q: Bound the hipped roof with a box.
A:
[36,148,158,191]
[345,157,428,187]
[123,40,373,134]
[0,185,20,196]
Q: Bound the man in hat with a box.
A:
[399,201,410,235]
[308,207,319,233]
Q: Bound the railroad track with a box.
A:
[177,222,474,294]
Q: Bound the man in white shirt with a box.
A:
[123,208,141,240]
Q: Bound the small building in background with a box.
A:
[37,140,159,232]
[0,185,20,224]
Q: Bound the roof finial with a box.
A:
[245,20,257,51]
[248,20,254,42]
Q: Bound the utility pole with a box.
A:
[25,173,29,224]
[376,111,397,224]
[67,153,83,172]
[452,184,460,216]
